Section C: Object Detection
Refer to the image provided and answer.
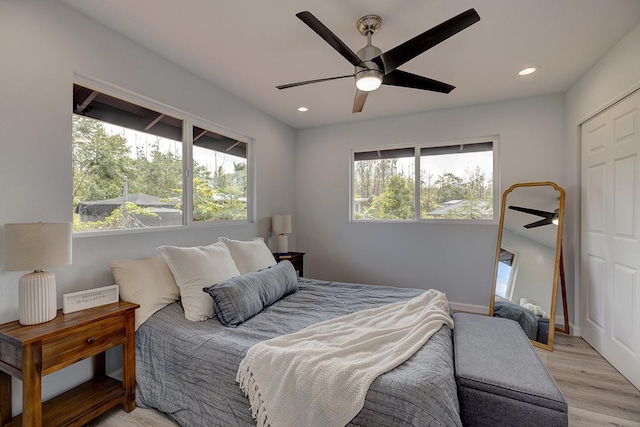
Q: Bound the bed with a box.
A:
[492,297,550,344]
[134,277,461,427]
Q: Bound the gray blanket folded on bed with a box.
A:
[135,278,461,427]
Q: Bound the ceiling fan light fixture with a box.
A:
[356,76,382,91]
[355,70,383,91]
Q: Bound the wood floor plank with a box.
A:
[87,406,178,427]
[90,334,640,426]
[568,407,640,427]
[537,334,640,426]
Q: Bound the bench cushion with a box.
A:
[453,313,568,426]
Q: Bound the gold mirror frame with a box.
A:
[489,182,566,351]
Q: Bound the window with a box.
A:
[353,148,415,221]
[495,248,518,299]
[420,141,494,220]
[352,138,497,222]
[72,82,250,232]
[192,126,247,222]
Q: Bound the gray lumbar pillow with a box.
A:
[203,260,298,327]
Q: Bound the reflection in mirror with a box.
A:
[489,182,565,351]
[495,248,517,299]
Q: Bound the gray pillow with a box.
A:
[203,260,298,327]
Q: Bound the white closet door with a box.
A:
[581,89,640,390]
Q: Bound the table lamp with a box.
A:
[272,214,292,254]
[4,222,72,325]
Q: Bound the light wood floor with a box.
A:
[535,334,640,426]
[89,334,640,427]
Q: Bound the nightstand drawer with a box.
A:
[42,317,126,373]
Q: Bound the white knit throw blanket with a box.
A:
[236,288,453,427]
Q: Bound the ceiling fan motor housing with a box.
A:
[355,45,383,91]
[355,14,384,91]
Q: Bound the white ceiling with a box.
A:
[59,0,640,129]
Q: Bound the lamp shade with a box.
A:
[4,222,72,271]
[272,214,292,235]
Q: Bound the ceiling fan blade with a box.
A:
[523,218,553,229]
[508,205,554,219]
[353,90,369,113]
[373,8,480,74]
[383,70,455,93]
[276,74,354,90]
[296,11,367,68]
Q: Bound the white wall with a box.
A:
[565,22,640,330]
[502,229,556,314]
[0,0,296,414]
[296,94,567,311]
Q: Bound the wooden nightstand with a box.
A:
[0,301,139,427]
[274,252,305,276]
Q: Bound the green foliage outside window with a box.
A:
[367,175,415,220]
[72,202,159,231]
[72,115,247,231]
[353,147,493,221]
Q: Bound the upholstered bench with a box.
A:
[453,313,568,426]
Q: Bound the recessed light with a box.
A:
[297,106,309,112]
[518,67,537,76]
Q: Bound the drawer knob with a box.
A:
[86,337,95,344]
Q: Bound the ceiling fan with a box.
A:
[508,206,560,229]
[276,9,481,113]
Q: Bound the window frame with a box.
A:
[495,246,519,301]
[350,136,500,224]
[188,117,253,226]
[73,75,254,236]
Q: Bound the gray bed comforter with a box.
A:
[493,299,540,340]
[135,278,461,426]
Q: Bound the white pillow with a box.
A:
[110,255,180,331]
[158,242,241,321]
[218,237,277,274]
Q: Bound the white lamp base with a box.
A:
[19,270,57,325]
[277,234,289,254]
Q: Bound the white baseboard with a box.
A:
[450,302,488,315]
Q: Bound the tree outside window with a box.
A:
[352,140,495,222]
[72,83,249,232]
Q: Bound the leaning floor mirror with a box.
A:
[489,182,565,351]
